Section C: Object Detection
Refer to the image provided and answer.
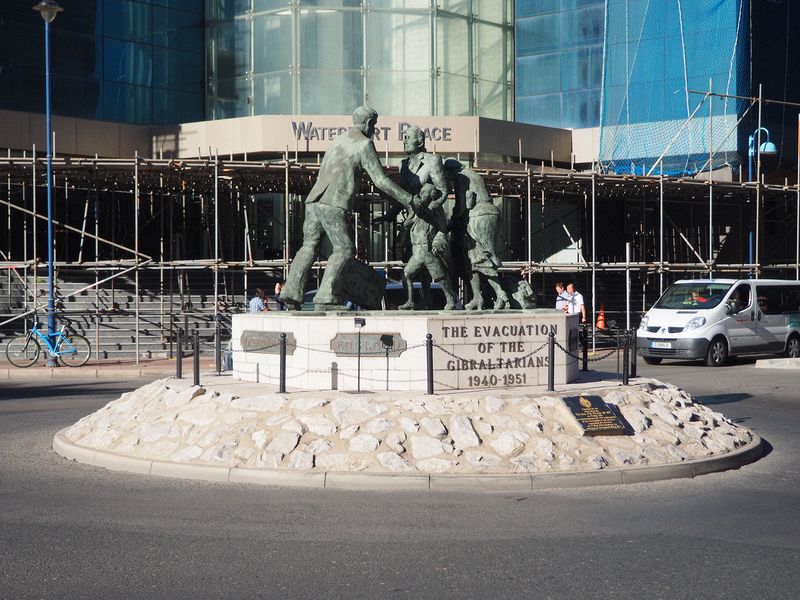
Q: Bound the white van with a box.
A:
[637,279,800,366]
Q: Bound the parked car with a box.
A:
[637,279,800,366]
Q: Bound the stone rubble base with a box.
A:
[52,375,764,490]
[53,429,763,491]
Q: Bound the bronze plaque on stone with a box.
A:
[561,395,630,436]
[330,333,407,357]
[240,330,296,355]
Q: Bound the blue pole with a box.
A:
[44,17,57,366]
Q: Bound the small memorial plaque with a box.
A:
[561,395,630,436]
[240,330,296,355]
[330,333,407,357]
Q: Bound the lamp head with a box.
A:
[33,0,63,23]
[759,141,777,155]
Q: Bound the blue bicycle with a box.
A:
[5,320,91,368]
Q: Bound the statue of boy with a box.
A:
[280,106,416,310]
[444,160,509,310]
[399,183,457,310]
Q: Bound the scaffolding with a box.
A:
[1,150,798,362]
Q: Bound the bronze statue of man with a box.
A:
[400,127,455,308]
[444,159,509,310]
[280,106,415,311]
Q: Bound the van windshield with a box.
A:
[653,283,733,310]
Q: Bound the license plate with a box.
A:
[650,341,672,349]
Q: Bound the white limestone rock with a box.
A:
[421,398,447,416]
[420,417,448,438]
[208,440,239,463]
[265,413,294,427]
[520,404,545,420]
[279,418,306,435]
[487,415,522,430]
[619,406,652,433]
[265,431,300,455]
[135,439,180,459]
[256,451,283,469]
[464,450,502,469]
[648,402,682,427]
[349,434,380,453]
[231,394,286,412]
[139,422,172,443]
[289,397,329,412]
[251,429,269,450]
[298,414,338,436]
[531,396,558,409]
[366,418,393,434]
[221,410,257,425]
[490,431,529,457]
[385,431,407,453]
[316,453,369,472]
[449,416,480,450]
[306,438,333,455]
[533,438,555,461]
[472,418,493,437]
[585,454,609,469]
[525,420,544,433]
[178,404,218,426]
[483,396,507,413]
[399,417,420,433]
[288,450,314,470]
[608,447,640,466]
[377,452,416,472]
[163,386,201,409]
[331,397,386,427]
[416,458,455,473]
[339,424,359,440]
[510,454,545,473]
[410,436,449,459]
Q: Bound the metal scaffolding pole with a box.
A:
[214,148,219,363]
[755,84,763,278]
[134,151,140,365]
[708,79,713,278]
[659,166,664,295]
[591,170,596,353]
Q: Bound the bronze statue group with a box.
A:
[279,106,536,312]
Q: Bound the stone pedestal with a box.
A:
[231,310,579,392]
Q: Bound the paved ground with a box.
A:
[1,354,799,599]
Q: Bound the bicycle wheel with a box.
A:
[6,335,40,368]
[58,334,91,367]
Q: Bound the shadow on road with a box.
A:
[693,392,752,405]
[0,380,144,402]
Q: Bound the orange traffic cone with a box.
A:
[596,305,606,330]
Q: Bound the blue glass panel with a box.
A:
[515,0,560,18]
[102,81,152,123]
[53,75,102,120]
[104,39,153,86]
[153,7,204,52]
[153,47,203,92]
[153,89,204,124]
[103,0,152,44]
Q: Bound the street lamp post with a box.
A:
[33,0,63,367]
[746,126,777,278]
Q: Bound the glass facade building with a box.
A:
[205,0,513,120]
[0,1,204,125]
[515,0,604,129]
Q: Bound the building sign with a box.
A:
[438,321,560,387]
[330,333,407,357]
[561,395,630,436]
[240,330,296,355]
[291,120,453,143]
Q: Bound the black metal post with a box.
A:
[630,327,638,378]
[622,330,630,386]
[192,329,200,386]
[176,328,182,379]
[616,327,621,380]
[279,333,286,393]
[547,331,555,391]
[184,314,189,351]
[214,317,221,375]
[356,328,362,392]
[580,324,589,371]
[331,361,338,390]
[425,333,434,395]
[385,346,390,391]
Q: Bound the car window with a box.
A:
[729,284,751,313]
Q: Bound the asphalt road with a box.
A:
[1,357,799,599]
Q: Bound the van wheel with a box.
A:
[785,334,800,358]
[643,357,662,365]
[706,337,728,367]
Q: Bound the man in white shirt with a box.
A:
[565,282,587,323]
[248,288,268,313]
[554,281,569,312]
